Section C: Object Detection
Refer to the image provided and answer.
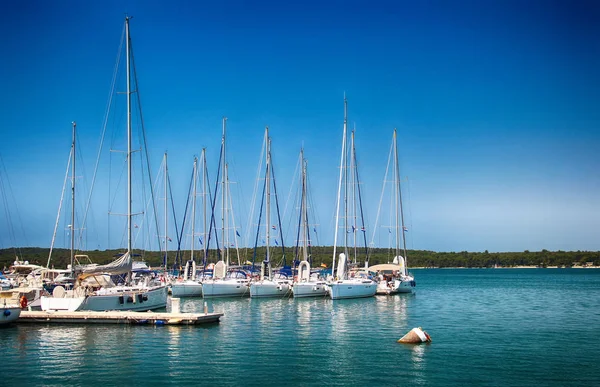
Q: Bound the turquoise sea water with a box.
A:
[2,269,599,386]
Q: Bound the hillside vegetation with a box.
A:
[1,247,597,271]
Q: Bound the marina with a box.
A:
[2,269,599,386]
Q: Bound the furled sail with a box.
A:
[75,252,132,280]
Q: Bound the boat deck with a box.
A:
[18,310,223,325]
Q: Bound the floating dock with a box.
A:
[18,310,223,325]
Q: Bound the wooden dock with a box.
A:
[18,310,223,326]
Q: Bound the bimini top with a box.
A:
[368,264,403,272]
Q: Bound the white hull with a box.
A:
[171,280,203,297]
[327,279,377,300]
[376,276,415,295]
[250,280,292,298]
[41,285,168,312]
[202,279,249,298]
[0,307,21,325]
[292,281,328,298]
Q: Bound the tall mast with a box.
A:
[265,128,271,269]
[164,153,168,270]
[221,117,228,265]
[350,130,357,264]
[332,95,347,278]
[393,130,400,259]
[395,128,409,275]
[301,149,308,262]
[70,121,76,277]
[191,156,198,262]
[126,16,133,261]
[202,149,208,263]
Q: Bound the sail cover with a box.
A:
[76,252,132,279]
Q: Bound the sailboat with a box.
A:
[250,128,292,298]
[41,17,168,311]
[202,118,250,298]
[370,129,415,295]
[326,96,377,300]
[171,151,212,297]
[291,149,327,298]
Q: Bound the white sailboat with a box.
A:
[327,96,377,300]
[250,128,292,298]
[41,17,168,312]
[202,118,250,298]
[371,129,415,295]
[0,291,21,325]
[292,149,327,298]
[171,153,207,297]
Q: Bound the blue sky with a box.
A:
[0,0,598,254]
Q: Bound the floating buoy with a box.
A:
[398,327,431,344]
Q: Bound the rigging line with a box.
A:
[226,165,241,262]
[48,149,73,268]
[167,170,180,269]
[0,155,28,252]
[207,139,223,262]
[204,154,221,269]
[353,141,370,264]
[0,159,16,256]
[269,147,286,264]
[80,22,125,248]
[130,37,162,256]
[245,132,266,247]
[370,137,394,250]
[281,148,301,227]
[176,162,195,269]
[251,173,267,272]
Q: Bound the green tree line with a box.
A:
[1,247,597,271]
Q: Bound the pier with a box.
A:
[17,310,223,325]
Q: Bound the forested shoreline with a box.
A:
[1,247,597,271]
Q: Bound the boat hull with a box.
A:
[250,280,291,298]
[202,279,249,298]
[327,280,377,300]
[0,307,21,325]
[171,281,203,297]
[292,281,328,298]
[42,285,168,312]
[376,277,415,295]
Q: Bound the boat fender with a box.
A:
[411,280,416,287]
[155,320,165,326]
[3,309,10,316]
[20,295,28,309]
[142,294,148,301]
[126,296,134,303]
[137,294,144,303]
[118,295,124,304]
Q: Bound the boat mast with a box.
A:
[164,153,168,271]
[221,117,228,266]
[350,129,357,264]
[332,95,347,279]
[126,16,133,267]
[301,149,308,262]
[202,148,208,264]
[394,128,409,275]
[191,156,198,262]
[265,128,271,277]
[70,121,76,277]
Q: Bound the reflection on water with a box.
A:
[2,270,600,386]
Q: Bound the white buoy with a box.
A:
[203,301,208,315]
[398,327,431,344]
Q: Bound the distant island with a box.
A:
[1,247,598,271]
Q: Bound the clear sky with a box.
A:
[0,0,598,254]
